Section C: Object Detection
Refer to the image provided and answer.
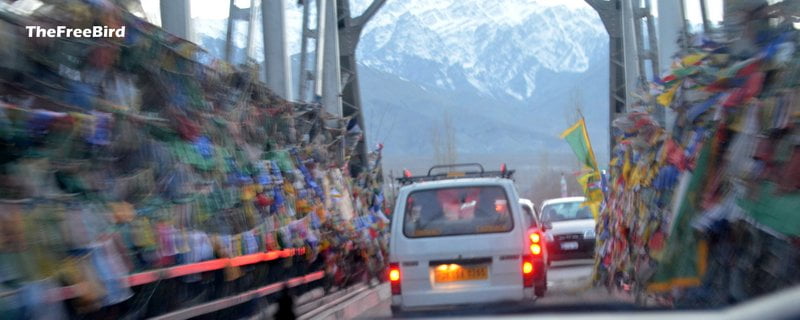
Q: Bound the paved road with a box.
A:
[355,259,635,319]
[546,259,595,292]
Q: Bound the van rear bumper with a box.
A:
[393,285,526,308]
[392,295,535,314]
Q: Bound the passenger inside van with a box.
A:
[403,186,514,237]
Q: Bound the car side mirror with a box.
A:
[542,222,552,231]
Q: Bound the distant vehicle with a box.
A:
[518,199,539,225]
[388,164,546,315]
[519,198,549,293]
[539,196,596,263]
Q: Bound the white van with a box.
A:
[388,164,546,314]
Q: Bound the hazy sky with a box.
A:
[685,0,723,24]
[138,0,728,56]
[141,0,725,25]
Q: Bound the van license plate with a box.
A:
[434,265,488,283]
[561,242,579,250]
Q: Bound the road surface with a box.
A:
[355,259,634,319]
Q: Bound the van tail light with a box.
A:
[529,231,542,256]
[389,263,401,295]
[522,256,535,287]
[523,261,534,274]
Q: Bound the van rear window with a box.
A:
[403,186,514,238]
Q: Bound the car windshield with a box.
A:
[403,186,514,238]
[541,201,593,222]
[3,0,797,318]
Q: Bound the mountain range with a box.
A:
[193,0,611,167]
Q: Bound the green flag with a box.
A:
[560,118,598,171]
[647,133,713,292]
[561,118,603,217]
[738,182,800,236]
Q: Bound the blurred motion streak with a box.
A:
[596,0,800,309]
[0,0,389,319]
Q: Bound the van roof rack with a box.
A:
[396,163,515,185]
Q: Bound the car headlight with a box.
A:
[584,229,596,239]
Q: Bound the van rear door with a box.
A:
[391,183,525,307]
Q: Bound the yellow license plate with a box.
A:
[434,265,488,283]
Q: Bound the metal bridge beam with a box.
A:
[630,0,663,126]
[297,0,314,102]
[224,0,237,62]
[160,0,191,40]
[336,0,386,177]
[656,0,689,132]
[262,0,293,99]
[220,0,383,171]
[224,1,258,62]
[585,0,626,153]
[588,0,676,152]
[222,0,293,99]
[321,0,342,120]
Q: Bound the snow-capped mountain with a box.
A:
[349,0,610,160]
[356,0,607,102]
[195,0,606,103]
[192,0,610,162]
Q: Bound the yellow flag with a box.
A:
[629,166,642,187]
[622,151,632,183]
[657,85,679,107]
[579,199,602,219]
[681,53,707,66]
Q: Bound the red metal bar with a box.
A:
[230,252,266,267]
[304,271,325,282]
[264,251,281,260]
[167,259,229,278]
[127,270,162,287]
[44,249,303,302]
[151,271,325,320]
[47,285,80,303]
